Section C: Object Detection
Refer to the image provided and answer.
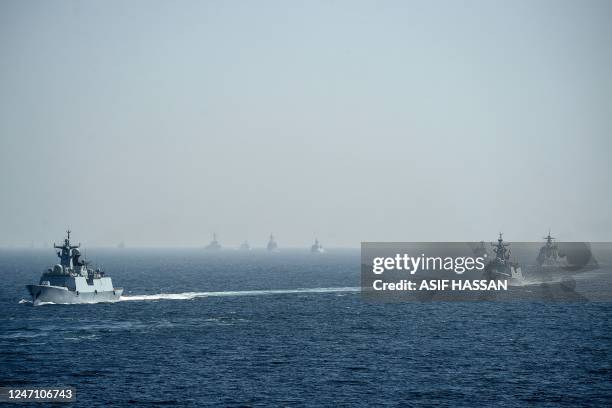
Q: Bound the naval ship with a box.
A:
[537,231,569,269]
[239,241,251,251]
[205,233,222,250]
[484,233,524,284]
[267,234,278,251]
[26,230,123,305]
[535,231,598,278]
[311,238,325,253]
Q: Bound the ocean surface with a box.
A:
[1,248,611,407]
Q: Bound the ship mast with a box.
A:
[491,232,510,263]
[544,229,555,247]
[53,229,80,268]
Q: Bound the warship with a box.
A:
[267,234,278,252]
[535,231,598,277]
[205,233,222,250]
[537,231,569,269]
[311,238,325,253]
[484,233,524,284]
[26,230,123,305]
[239,241,251,251]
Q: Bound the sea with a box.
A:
[1,248,611,407]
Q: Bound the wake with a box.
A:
[18,287,360,306]
[119,287,360,302]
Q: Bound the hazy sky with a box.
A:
[1,0,611,247]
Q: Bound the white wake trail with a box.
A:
[119,287,360,302]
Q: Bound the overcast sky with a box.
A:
[1,0,611,247]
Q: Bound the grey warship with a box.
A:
[205,232,222,250]
[484,233,524,284]
[537,231,569,269]
[26,230,123,305]
[311,238,325,253]
[267,234,278,252]
[535,231,598,278]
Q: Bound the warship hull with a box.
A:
[26,284,123,305]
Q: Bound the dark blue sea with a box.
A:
[1,249,611,407]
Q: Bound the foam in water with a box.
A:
[20,298,71,306]
[19,287,360,305]
[119,287,360,302]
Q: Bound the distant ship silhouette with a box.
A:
[267,234,278,251]
[311,238,324,253]
[205,233,222,250]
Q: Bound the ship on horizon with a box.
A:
[26,230,123,305]
[205,233,222,250]
[311,238,325,253]
[267,234,278,252]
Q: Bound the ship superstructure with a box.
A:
[26,230,123,305]
[485,233,524,284]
